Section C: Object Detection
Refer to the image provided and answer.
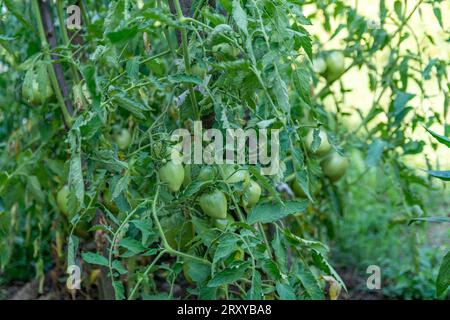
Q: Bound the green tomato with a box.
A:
[312,57,327,74]
[221,165,249,184]
[159,161,185,192]
[212,43,239,60]
[199,189,227,219]
[57,185,70,217]
[160,214,194,251]
[325,51,345,81]
[115,128,132,150]
[321,151,349,182]
[214,214,235,230]
[306,129,332,156]
[29,78,54,105]
[242,180,261,208]
[197,166,217,182]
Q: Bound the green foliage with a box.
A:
[0,0,448,300]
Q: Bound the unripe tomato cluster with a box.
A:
[291,128,349,198]
[156,149,262,247]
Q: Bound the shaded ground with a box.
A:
[2,269,387,300]
[336,266,385,300]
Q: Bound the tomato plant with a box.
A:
[0,0,448,301]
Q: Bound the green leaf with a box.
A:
[297,262,324,300]
[69,151,85,207]
[67,235,79,267]
[432,6,443,28]
[284,231,329,254]
[81,252,109,267]
[112,93,147,120]
[191,216,220,246]
[112,174,130,200]
[276,283,297,300]
[247,200,309,224]
[427,170,450,181]
[207,261,250,287]
[274,75,290,112]
[112,260,127,275]
[232,0,248,35]
[393,91,414,114]
[247,271,263,300]
[424,127,450,148]
[113,281,125,300]
[120,238,146,255]
[436,251,450,297]
[272,231,287,272]
[312,250,347,292]
[4,0,34,32]
[310,129,321,153]
[27,176,45,203]
[184,259,211,284]
[423,59,438,80]
[106,26,138,43]
[261,259,283,281]
[126,57,140,81]
[131,219,154,245]
[394,0,403,19]
[366,139,386,167]
[379,0,387,24]
[213,234,239,263]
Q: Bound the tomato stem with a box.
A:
[128,249,167,300]
[31,0,73,128]
[55,0,80,84]
[173,0,200,120]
